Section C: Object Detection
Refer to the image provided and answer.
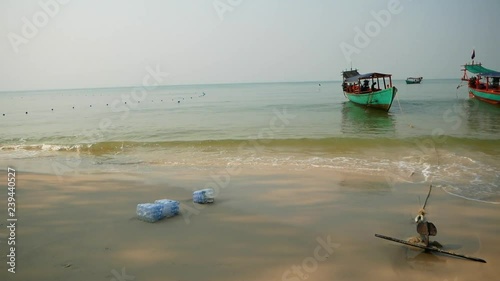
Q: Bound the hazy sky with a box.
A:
[1,0,500,91]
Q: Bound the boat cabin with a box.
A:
[462,63,500,93]
[467,74,500,92]
[342,72,393,94]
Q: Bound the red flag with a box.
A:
[471,49,475,60]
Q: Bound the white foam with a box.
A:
[441,184,500,205]
[130,148,500,202]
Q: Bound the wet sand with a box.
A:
[0,166,499,281]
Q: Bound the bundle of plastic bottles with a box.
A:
[136,203,165,223]
[154,199,180,218]
[193,188,215,204]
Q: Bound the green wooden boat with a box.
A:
[406,77,423,84]
[341,70,398,111]
[469,88,500,104]
[461,63,500,105]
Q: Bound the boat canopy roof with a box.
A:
[464,64,498,74]
[478,72,500,78]
[344,72,391,83]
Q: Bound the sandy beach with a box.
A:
[3,1,500,280]
[0,166,498,281]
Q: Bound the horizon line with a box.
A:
[0,78,461,93]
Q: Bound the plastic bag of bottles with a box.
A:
[136,203,165,223]
[154,199,180,218]
[193,188,215,204]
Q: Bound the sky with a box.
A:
[1,0,500,91]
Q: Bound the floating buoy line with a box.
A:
[1,92,206,117]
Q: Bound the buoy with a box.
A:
[26,112,28,114]
[72,107,74,109]
[51,109,54,111]
[106,104,108,106]
[90,105,92,107]
[178,101,180,103]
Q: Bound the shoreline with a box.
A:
[0,167,498,280]
[2,142,499,206]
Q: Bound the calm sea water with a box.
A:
[1,80,499,203]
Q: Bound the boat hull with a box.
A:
[468,88,500,105]
[345,87,397,111]
[406,77,422,84]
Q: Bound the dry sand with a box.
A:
[0,166,499,281]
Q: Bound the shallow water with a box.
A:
[1,80,499,202]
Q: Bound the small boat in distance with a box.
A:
[461,62,500,105]
[341,69,397,111]
[406,77,423,84]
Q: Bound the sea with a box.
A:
[1,79,499,203]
